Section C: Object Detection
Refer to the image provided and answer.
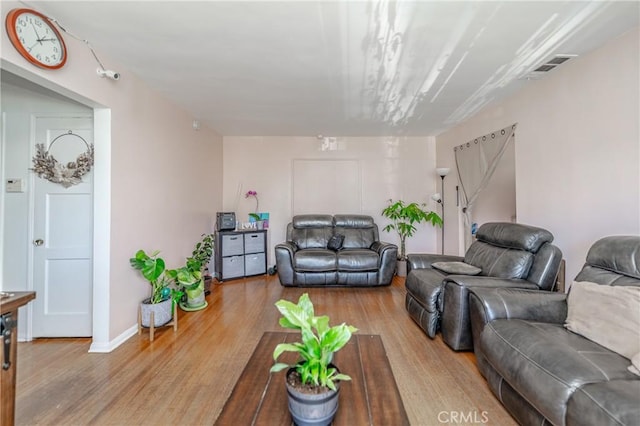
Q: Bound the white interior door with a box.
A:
[32,115,93,337]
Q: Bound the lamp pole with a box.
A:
[436,168,450,255]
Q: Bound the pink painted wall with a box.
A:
[436,27,640,283]
[1,2,223,344]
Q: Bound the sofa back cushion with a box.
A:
[575,235,640,286]
[288,215,334,249]
[463,222,557,280]
[334,215,378,249]
[464,242,534,279]
[475,222,554,252]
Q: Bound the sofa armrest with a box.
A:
[406,254,464,272]
[371,241,398,285]
[441,276,541,350]
[370,241,396,255]
[274,242,297,286]
[468,287,568,325]
[467,287,569,374]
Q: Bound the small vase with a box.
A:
[396,259,407,277]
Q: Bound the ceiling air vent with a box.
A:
[520,54,577,80]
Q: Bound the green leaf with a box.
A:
[275,300,310,329]
[312,315,330,338]
[269,363,290,373]
[322,324,357,352]
[272,343,302,360]
[333,373,352,382]
[297,293,314,318]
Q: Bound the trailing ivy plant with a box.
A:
[381,199,442,260]
[270,293,357,391]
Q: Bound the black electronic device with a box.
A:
[216,212,236,231]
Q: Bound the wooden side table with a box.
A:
[1,291,36,426]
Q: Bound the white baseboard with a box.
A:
[88,324,137,353]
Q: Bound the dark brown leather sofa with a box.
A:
[469,236,640,426]
[274,214,397,287]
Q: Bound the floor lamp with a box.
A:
[435,167,450,254]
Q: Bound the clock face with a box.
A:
[5,8,67,70]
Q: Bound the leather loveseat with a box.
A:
[469,236,640,426]
[274,214,397,287]
[405,222,562,351]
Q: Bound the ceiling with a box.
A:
[24,1,640,136]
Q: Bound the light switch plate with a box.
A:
[6,178,25,193]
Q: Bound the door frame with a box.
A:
[1,60,111,351]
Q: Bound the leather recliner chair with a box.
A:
[405,222,563,351]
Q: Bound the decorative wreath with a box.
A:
[31,131,94,188]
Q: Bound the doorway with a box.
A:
[0,71,110,347]
[31,115,94,337]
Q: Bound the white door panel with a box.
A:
[32,116,93,337]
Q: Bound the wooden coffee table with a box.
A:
[216,332,409,425]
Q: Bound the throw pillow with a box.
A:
[432,261,482,276]
[565,280,640,360]
[327,234,345,251]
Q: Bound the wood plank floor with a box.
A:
[15,275,517,425]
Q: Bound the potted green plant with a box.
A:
[381,199,442,276]
[270,293,357,426]
[191,233,214,294]
[129,250,183,327]
[166,257,206,311]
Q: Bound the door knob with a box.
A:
[33,239,44,246]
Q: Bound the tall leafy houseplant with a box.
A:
[130,250,183,327]
[130,250,178,304]
[192,233,214,294]
[270,293,357,425]
[381,200,442,260]
[191,233,214,275]
[166,257,206,311]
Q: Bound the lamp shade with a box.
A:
[436,167,451,177]
[431,193,442,202]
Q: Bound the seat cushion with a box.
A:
[336,249,378,271]
[566,380,640,426]
[293,249,336,272]
[481,320,638,426]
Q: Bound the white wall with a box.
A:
[436,27,640,282]
[1,2,224,346]
[222,136,442,262]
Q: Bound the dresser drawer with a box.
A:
[244,232,265,254]
[222,255,244,279]
[245,253,266,276]
[221,234,244,256]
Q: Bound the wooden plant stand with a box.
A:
[137,302,178,342]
